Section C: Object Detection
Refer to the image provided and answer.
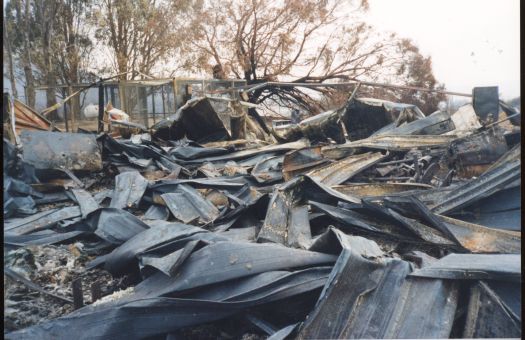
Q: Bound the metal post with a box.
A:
[104,85,109,104]
[67,86,76,132]
[63,95,69,132]
[110,86,116,106]
[161,85,166,118]
[140,85,148,128]
[90,281,102,303]
[173,78,178,112]
[98,79,104,133]
[152,88,156,125]
[72,278,84,310]
[118,82,127,113]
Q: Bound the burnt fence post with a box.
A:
[98,79,105,133]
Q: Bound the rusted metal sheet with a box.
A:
[307,151,387,186]
[257,183,295,244]
[110,121,147,139]
[332,182,432,197]
[309,200,427,243]
[438,215,521,253]
[430,159,520,215]
[322,134,457,155]
[12,99,61,134]
[282,146,329,181]
[202,139,254,149]
[31,179,78,191]
[251,155,284,183]
[181,139,309,165]
[19,130,102,171]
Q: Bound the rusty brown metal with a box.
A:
[332,182,433,197]
[14,99,55,130]
[456,164,492,178]
[439,215,521,253]
[110,120,147,139]
[203,139,253,148]
[322,134,457,153]
[11,99,62,137]
[282,146,329,181]
[307,152,387,186]
[31,179,78,191]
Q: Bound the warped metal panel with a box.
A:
[430,160,520,214]
[19,130,102,171]
[463,281,521,338]
[307,152,386,186]
[410,254,521,282]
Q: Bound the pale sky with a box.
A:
[366,0,520,99]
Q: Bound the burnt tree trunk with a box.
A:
[4,20,18,98]
[22,0,35,107]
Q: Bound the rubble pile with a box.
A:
[3,90,521,339]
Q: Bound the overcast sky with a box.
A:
[366,0,520,99]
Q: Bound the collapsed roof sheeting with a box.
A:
[342,97,426,141]
[373,110,455,136]
[3,88,521,339]
[11,99,61,136]
[151,97,261,144]
[410,253,521,281]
